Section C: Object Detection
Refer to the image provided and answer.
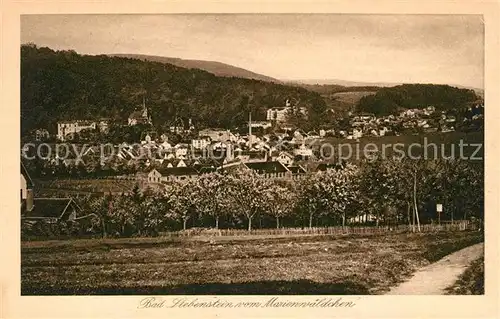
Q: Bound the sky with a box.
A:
[21,14,484,89]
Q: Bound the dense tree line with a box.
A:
[356,84,480,116]
[23,158,483,238]
[21,44,327,135]
[295,84,381,95]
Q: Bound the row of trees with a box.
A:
[66,158,483,238]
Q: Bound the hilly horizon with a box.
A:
[109,54,483,95]
[110,54,281,84]
[287,79,484,93]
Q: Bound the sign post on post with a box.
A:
[436,203,443,225]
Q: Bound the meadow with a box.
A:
[21,230,483,295]
[34,177,139,196]
[331,91,376,105]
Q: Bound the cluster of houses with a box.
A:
[340,103,484,140]
[136,128,313,183]
[36,96,485,143]
[26,99,486,186]
[340,107,449,140]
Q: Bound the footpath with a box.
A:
[387,242,484,295]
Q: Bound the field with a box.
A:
[332,91,377,105]
[22,230,483,295]
[34,178,140,196]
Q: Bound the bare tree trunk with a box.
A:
[407,202,411,231]
[412,204,416,233]
[413,170,421,232]
[276,216,280,229]
[248,216,253,231]
[101,217,107,238]
[309,213,313,229]
[215,216,219,229]
[342,213,346,228]
[183,218,188,230]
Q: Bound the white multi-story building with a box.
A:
[57,120,108,141]
[267,100,308,123]
[266,107,291,122]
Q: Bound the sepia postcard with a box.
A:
[1,0,500,318]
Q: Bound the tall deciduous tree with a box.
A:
[166,179,198,230]
[265,182,295,228]
[298,163,360,228]
[227,170,269,231]
[195,173,232,229]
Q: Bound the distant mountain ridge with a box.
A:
[107,54,483,95]
[110,54,280,83]
[289,79,484,94]
[288,79,401,87]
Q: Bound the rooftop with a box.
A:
[22,198,76,219]
[288,165,307,174]
[21,161,35,188]
[156,167,198,176]
[245,161,289,174]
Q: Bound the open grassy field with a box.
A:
[34,178,139,196]
[22,230,483,295]
[332,91,377,105]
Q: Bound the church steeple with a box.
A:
[142,96,148,118]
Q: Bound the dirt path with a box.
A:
[387,242,484,295]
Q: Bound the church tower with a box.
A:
[142,96,152,124]
[142,96,148,118]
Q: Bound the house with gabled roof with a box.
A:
[21,161,97,225]
[244,161,292,179]
[275,151,294,166]
[21,162,35,210]
[22,198,96,224]
[148,167,199,183]
[217,160,248,174]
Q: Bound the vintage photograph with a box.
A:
[20,14,484,296]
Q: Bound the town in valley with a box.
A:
[19,14,485,297]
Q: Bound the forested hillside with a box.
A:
[356,84,480,116]
[21,45,327,135]
[110,54,280,83]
